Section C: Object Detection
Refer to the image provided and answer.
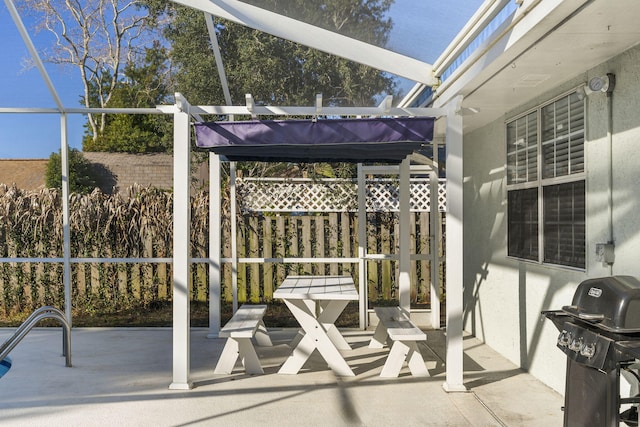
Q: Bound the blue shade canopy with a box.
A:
[194,117,434,163]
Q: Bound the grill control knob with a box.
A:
[580,343,596,358]
[557,331,571,347]
[569,337,584,353]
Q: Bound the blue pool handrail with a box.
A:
[0,305,72,367]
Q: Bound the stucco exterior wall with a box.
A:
[463,42,640,393]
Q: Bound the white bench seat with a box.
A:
[214,304,272,375]
[369,306,429,378]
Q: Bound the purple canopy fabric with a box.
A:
[194,117,434,163]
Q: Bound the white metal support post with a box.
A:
[60,114,72,325]
[443,97,467,392]
[430,142,441,329]
[399,158,411,312]
[230,162,238,313]
[170,94,193,390]
[208,153,222,337]
[357,163,367,329]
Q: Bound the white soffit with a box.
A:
[170,0,437,86]
[433,0,640,132]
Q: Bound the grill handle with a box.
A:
[577,312,606,322]
[562,306,606,323]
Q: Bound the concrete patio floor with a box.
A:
[0,327,563,426]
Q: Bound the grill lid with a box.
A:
[562,276,640,333]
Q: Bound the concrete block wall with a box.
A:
[83,152,208,194]
[0,153,208,193]
[83,152,173,193]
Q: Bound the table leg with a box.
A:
[318,300,351,350]
[278,299,354,376]
[287,299,315,349]
[278,331,317,374]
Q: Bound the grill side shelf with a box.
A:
[615,341,640,361]
[541,310,570,332]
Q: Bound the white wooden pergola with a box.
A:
[166,97,465,394]
[4,0,467,393]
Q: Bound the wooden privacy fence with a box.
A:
[224,210,444,305]
[0,178,445,318]
[228,176,446,306]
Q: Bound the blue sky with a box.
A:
[0,0,482,159]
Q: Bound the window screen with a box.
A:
[508,188,539,261]
[541,93,584,179]
[543,181,585,268]
[507,111,537,184]
[506,91,585,268]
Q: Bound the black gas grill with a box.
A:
[543,276,640,427]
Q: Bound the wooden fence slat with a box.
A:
[381,214,392,300]
[237,216,247,303]
[315,216,325,276]
[302,216,312,274]
[276,216,286,285]
[367,214,378,301]
[289,216,299,275]
[341,212,351,274]
[144,233,155,302]
[223,215,232,302]
[419,211,430,304]
[328,213,339,276]
[410,214,417,304]
[263,216,273,301]
[249,216,260,303]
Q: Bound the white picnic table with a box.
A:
[273,275,358,377]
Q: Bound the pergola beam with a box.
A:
[190,104,445,118]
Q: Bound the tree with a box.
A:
[82,43,174,152]
[16,0,159,144]
[158,0,396,107]
[46,149,99,193]
[23,0,397,163]
[153,0,397,177]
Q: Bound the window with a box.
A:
[508,188,538,261]
[543,181,585,268]
[506,92,585,269]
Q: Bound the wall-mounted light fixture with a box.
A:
[576,73,616,100]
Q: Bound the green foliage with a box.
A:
[83,44,173,153]
[154,0,395,178]
[159,0,396,107]
[243,0,394,45]
[45,148,100,194]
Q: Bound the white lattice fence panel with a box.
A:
[237,177,446,212]
[238,178,357,212]
[438,181,447,211]
[365,179,445,212]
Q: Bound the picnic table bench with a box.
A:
[214,304,272,375]
[369,306,429,378]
